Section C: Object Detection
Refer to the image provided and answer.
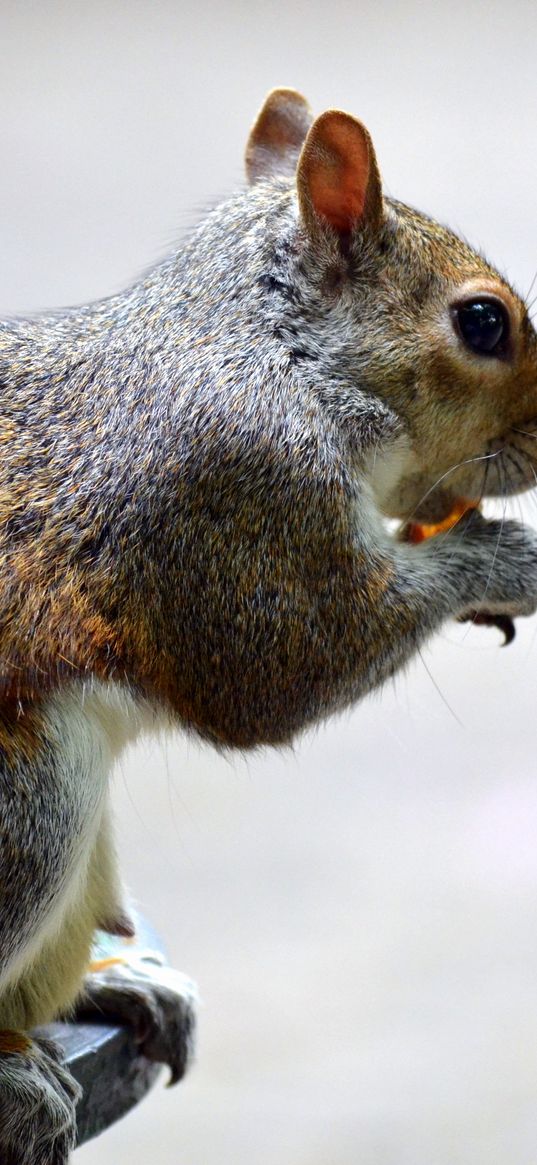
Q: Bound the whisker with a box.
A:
[515,447,537,515]
[511,442,537,476]
[417,646,463,726]
[482,459,508,602]
[504,445,529,485]
[512,428,537,440]
[525,267,537,306]
[478,447,490,509]
[523,476,537,514]
[463,452,508,637]
[431,446,492,575]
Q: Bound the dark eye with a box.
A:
[454,298,509,356]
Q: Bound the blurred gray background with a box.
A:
[2,1,537,1162]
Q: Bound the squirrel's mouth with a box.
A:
[386,430,537,522]
[374,474,460,525]
[370,419,537,524]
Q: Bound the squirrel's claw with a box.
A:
[458,610,517,646]
[78,952,197,1086]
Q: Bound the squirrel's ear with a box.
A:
[297,111,384,238]
[245,88,313,185]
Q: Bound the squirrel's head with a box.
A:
[246,90,537,523]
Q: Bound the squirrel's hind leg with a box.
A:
[0,801,129,1164]
[0,1031,80,1165]
[0,686,131,1164]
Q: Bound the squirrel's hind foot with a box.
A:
[78,951,197,1086]
[0,1031,80,1165]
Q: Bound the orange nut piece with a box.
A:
[405,499,478,544]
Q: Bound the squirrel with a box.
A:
[1,86,537,1162]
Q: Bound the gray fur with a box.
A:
[0,1035,80,1165]
[0,95,537,1161]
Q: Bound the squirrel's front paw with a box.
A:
[442,512,537,620]
[0,1032,80,1165]
[78,952,197,1085]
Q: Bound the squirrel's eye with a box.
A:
[454,298,509,356]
